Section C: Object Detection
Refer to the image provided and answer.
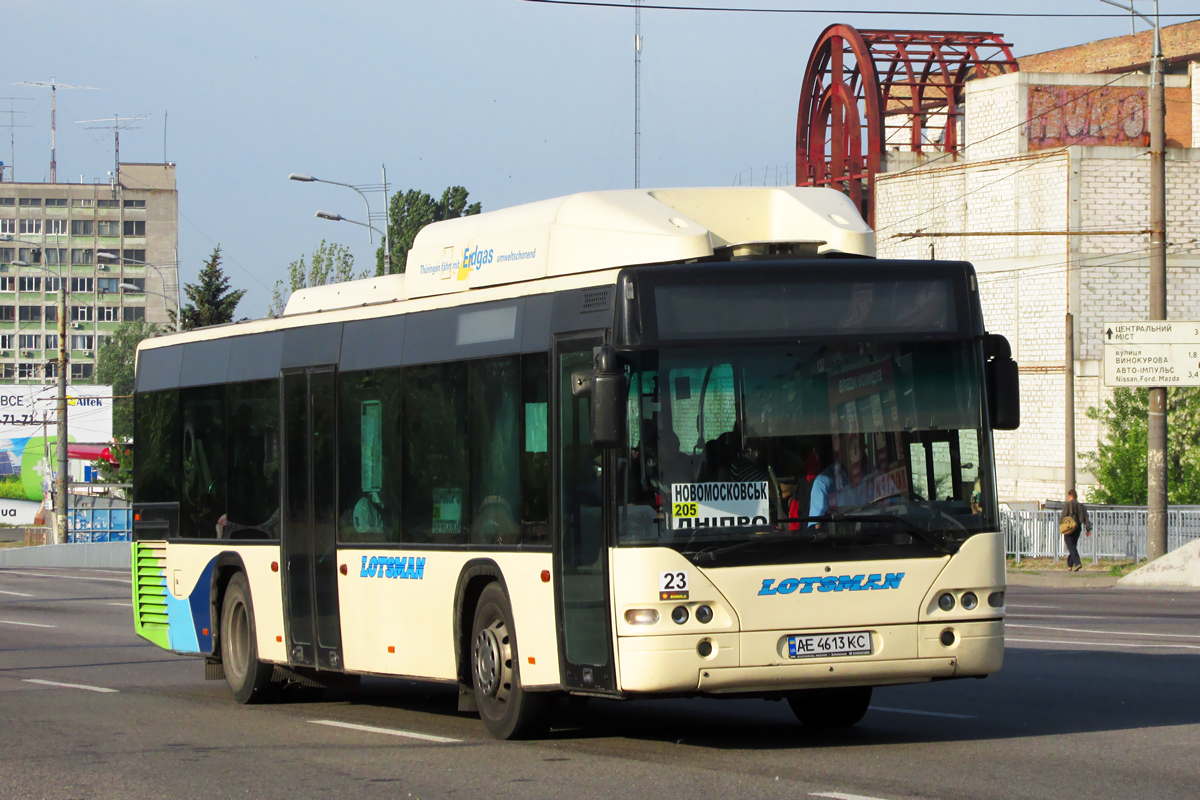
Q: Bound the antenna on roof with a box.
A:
[76,114,150,192]
[14,78,101,183]
[0,97,32,182]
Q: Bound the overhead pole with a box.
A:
[634,0,642,189]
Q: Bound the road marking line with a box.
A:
[1006,604,1058,609]
[1009,614,1134,620]
[810,792,890,800]
[870,706,975,719]
[0,620,56,628]
[309,719,461,743]
[1008,637,1200,651]
[1007,623,1200,639]
[0,571,131,584]
[0,590,33,597]
[107,602,133,607]
[23,679,118,693]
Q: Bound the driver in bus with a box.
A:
[808,433,869,524]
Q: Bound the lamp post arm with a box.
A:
[1095,0,1162,56]
[313,177,374,244]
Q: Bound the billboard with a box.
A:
[0,385,114,524]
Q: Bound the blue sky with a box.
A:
[4,1,1193,315]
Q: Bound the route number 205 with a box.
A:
[672,502,698,518]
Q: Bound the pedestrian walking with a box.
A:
[1059,489,1091,571]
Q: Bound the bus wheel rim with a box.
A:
[474,619,511,702]
[229,601,249,680]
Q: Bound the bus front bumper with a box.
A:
[617,619,1003,694]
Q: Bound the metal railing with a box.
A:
[1002,508,1200,562]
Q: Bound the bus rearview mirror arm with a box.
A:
[571,345,627,448]
[983,333,1020,431]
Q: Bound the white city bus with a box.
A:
[131,187,1018,739]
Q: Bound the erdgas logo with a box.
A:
[359,555,426,580]
[758,573,904,595]
[456,246,493,280]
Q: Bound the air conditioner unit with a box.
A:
[82,351,93,357]
[70,322,80,329]
[21,350,31,357]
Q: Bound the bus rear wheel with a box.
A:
[221,572,276,705]
[787,686,872,728]
[470,583,550,740]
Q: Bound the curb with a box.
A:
[0,542,131,570]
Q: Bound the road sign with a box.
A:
[1103,321,1200,387]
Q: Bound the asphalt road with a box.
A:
[0,569,1197,800]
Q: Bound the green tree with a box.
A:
[269,240,362,316]
[96,318,160,441]
[179,245,247,330]
[1083,387,1200,504]
[376,186,481,275]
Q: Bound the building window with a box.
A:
[45,219,68,236]
[71,249,93,265]
[71,220,94,236]
[71,335,94,350]
[122,277,145,293]
[97,277,119,294]
[45,361,57,378]
[123,306,145,322]
[97,306,118,322]
[19,219,42,235]
[44,277,60,293]
[71,306,94,321]
[97,199,120,208]
[0,307,14,321]
[123,199,146,209]
[0,277,13,292]
[18,198,41,207]
[0,335,12,349]
[0,365,12,379]
[18,248,40,264]
[71,278,94,293]
[0,248,12,263]
[17,363,35,379]
[0,220,13,235]
[45,334,58,350]
[122,249,146,263]
[44,249,66,266]
[97,220,120,237]
[71,363,93,379]
[45,198,67,208]
[123,220,146,237]
[71,199,93,208]
[44,305,57,321]
[19,334,40,350]
[18,277,41,292]
[0,198,13,206]
[18,306,41,322]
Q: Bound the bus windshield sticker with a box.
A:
[669,482,769,530]
[432,488,462,535]
[361,400,382,493]
[659,570,689,601]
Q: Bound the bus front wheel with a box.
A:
[787,686,872,728]
[470,583,550,739]
[220,572,276,705]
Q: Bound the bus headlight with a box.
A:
[671,606,689,624]
[695,605,713,624]
[988,591,1005,608]
[938,592,956,612]
[624,609,660,625]
[961,592,979,611]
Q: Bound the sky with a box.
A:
[3,0,1195,316]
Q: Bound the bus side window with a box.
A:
[180,384,226,539]
[468,358,522,546]
[403,362,469,544]
[338,369,403,544]
[520,353,550,546]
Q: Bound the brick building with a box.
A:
[872,21,1200,504]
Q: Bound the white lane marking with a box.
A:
[810,792,890,800]
[23,679,118,693]
[107,602,133,607]
[1006,604,1058,609]
[1008,637,1200,651]
[1009,614,1135,620]
[309,719,461,744]
[0,590,34,597]
[0,571,130,584]
[0,620,56,628]
[1007,623,1200,640]
[870,706,975,719]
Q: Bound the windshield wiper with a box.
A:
[831,512,955,554]
[687,528,821,564]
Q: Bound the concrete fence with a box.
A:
[1002,508,1200,562]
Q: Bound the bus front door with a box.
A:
[554,337,617,693]
[281,367,344,671]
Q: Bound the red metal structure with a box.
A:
[796,25,1017,227]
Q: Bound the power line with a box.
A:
[523,0,1200,18]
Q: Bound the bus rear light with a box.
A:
[988,591,1005,608]
[624,609,660,625]
[938,592,955,612]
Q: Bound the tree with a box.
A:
[1083,387,1200,504]
[269,240,362,317]
[179,245,247,330]
[96,318,159,441]
[376,186,482,275]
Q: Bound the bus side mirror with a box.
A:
[983,333,1020,431]
[570,345,626,448]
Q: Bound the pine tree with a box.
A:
[179,245,246,330]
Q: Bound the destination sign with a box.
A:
[1102,322,1200,387]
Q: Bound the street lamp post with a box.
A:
[97,251,179,330]
[10,254,68,544]
[290,169,392,273]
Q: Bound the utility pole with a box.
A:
[634,0,642,189]
[56,266,69,545]
[1146,5,1168,561]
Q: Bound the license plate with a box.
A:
[786,631,872,659]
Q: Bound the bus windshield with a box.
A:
[618,340,996,564]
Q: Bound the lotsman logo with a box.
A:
[758,573,904,595]
[456,246,494,281]
[359,555,425,581]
